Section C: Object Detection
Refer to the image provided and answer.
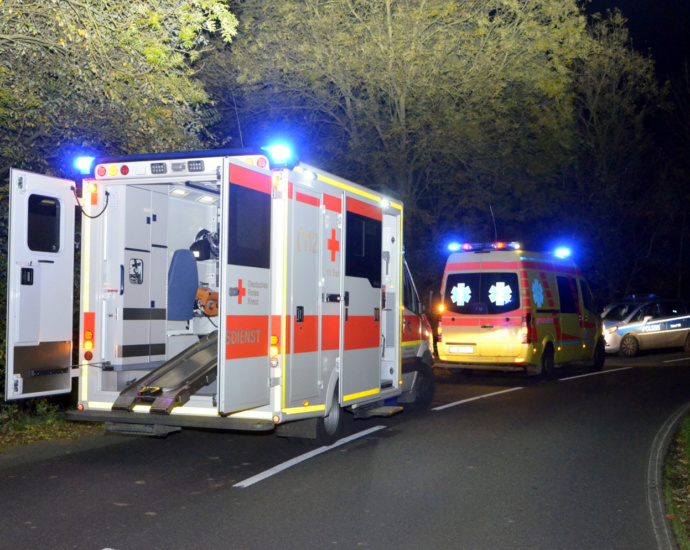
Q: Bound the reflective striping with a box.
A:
[402,340,423,347]
[295,191,319,207]
[323,194,342,212]
[322,315,340,351]
[283,404,327,414]
[344,315,380,350]
[294,315,318,354]
[347,197,382,221]
[225,315,270,359]
[343,387,380,402]
[229,164,272,194]
[88,401,116,410]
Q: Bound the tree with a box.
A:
[565,10,666,298]
[0,0,238,400]
[0,0,238,178]
[204,0,591,286]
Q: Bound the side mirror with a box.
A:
[643,315,653,324]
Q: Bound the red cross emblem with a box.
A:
[237,279,246,304]
[327,229,340,262]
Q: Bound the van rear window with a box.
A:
[444,272,520,315]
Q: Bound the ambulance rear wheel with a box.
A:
[619,334,639,357]
[315,386,342,446]
[410,365,435,410]
[592,339,605,371]
[541,347,555,380]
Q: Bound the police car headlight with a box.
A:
[606,326,618,335]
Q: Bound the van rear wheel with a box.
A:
[410,365,435,410]
[592,339,605,371]
[315,385,342,446]
[541,347,555,380]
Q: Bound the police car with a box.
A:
[602,298,690,356]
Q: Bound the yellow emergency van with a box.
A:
[436,242,605,377]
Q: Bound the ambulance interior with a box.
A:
[91,178,223,409]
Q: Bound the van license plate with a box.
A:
[449,346,474,354]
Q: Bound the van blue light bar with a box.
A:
[262,143,298,170]
[75,156,95,174]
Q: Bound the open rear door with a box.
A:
[5,169,75,400]
[217,160,272,414]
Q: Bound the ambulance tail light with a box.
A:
[521,314,532,345]
[83,312,96,361]
[270,335,280,367]
[437,319,443,343]
[84,330,95,360]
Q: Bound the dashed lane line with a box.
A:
[431,387,524,411]
[233,425,386,488]
[559,366,632,382]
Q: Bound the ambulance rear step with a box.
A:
[112,331,218,415]
[104,422,181,437]
[352,405,404,419]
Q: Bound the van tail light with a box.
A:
[269,335,280,367]
[437,319,443,343]
[83,312,95,361]
[521,313,532,344]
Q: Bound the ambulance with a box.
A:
[436,242,605,377]
[5,146,435,444]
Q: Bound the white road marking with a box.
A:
[663,357,690,363]
[559,367,632,381]
[431,387,523,411]
[647,401,690,550]
[233,425,386,488]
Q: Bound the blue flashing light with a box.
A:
[262,143,298,169]
[555,247,571,259]
[74,156,95,174]
[448,243,462,252]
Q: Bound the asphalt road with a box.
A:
[1,351,689,550]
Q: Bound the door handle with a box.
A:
[296,306,304,323]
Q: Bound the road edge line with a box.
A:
[647,400,690,550]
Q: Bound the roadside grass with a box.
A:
[665,415,690,550]
[0,400,101,451]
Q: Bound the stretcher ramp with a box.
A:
[112,331,218,414]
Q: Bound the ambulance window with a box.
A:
[557,276,579,314]
[226,184,271,269]
[345,212,381,288]
[27,194,60,253]
[580,280,595,313]
[481,273,519,314]
[403,266,419,314]
[444,272,519,315]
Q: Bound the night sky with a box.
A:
[586,0,690,79]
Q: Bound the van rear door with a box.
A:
[476,271,522,357]
[5,169,75,400]
[217,160,272,414]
